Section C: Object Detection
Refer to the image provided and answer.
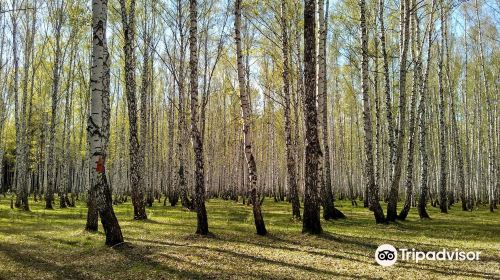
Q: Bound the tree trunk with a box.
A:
[317,0,343,220]
[360,0,385,224]
[442,9,466,211]
[281,0,300,220]
[119,0,147,220]
[234,0,267,236]
[175,0,192,210]
[167,79,177,206]
[89,0,123,246]
[386,0,411,222]
[399,1,420,220]
[438,0,448,214]
[189,0,209,235]
[16,3,35,211]
[302,0,322,234]
[417,0,436,219]
[474,0,495,213]
[140,25,151,208]
[10,0,20,208]
[46,1,64,210]
[378,0,395,203]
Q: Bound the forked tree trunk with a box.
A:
[89,0,123,246]
[386,0,411,222]
[360,0,385,224]
[234,0,267,236]
[302,0,322,234]
[399,0,420,220]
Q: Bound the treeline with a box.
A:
[0,0,498,244]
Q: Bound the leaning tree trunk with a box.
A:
[302,0,323,234]
[119,0,147,220]
[189,0,209,235]
[89,0,123,246]
[281,0,300,220]
[234,0,267,236]
[360,0,385,224]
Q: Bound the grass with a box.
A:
[0,197,499,279]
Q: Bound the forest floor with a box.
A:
[0,197,499,279]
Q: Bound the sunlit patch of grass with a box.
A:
[0,196,499,279]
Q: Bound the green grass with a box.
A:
[0,197,499,279]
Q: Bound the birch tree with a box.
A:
[281,0,300,220]
[45,0,65,210]
[119,0,147,220]
[235,0,267,236]
[386,0,411,222]
[302,0,322,234]
[360,0,385,224]
[189,0,209,235]
[437,0,448,213]
[88,0,123,246]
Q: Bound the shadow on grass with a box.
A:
[0,243,89,280]
[126,237,381,280]
[113,242,211,279]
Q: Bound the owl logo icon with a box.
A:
[375,244,398,267]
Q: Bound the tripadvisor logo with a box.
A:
[375,244,481,267]
[375,244,398,267]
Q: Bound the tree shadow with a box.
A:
[126,237,381,279]
[0,243,89,280]
[113,242,212,279]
